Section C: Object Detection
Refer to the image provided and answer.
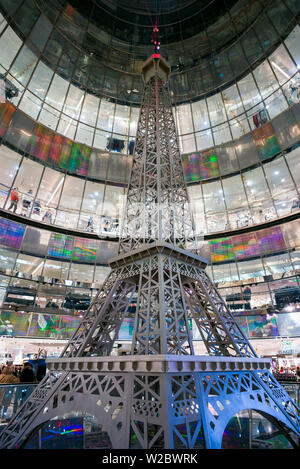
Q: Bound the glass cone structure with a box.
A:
[0,54,299,450]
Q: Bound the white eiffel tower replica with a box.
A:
[0,53,299,450]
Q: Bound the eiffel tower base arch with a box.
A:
[1,356,299,449]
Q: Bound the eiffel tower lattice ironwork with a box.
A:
[0,54,300,450]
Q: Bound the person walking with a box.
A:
[8,187,19,213]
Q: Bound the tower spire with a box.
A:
[119,53,196,254]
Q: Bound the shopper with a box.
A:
[0,365,19,384]
[19,363,37,383]
[86,216,94,232]
[0,366,19,419]
[7,187,19,213]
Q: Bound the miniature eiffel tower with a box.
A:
[1,54,300,450]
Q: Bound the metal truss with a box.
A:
[0,54,299,449]
[1,356,299,449]
[119,61,195,254]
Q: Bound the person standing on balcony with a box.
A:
[7,187,19,213]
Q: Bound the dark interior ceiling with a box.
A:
[67,0,248,54]
[2,0,298,104]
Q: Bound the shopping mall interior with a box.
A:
[0,0,299,450]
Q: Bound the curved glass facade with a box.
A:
[0,2,298,147]
[0,214,299,342]
[0,108,299,235]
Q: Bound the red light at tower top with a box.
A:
[152,19,160,54]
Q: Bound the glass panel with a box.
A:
[45,73,69,111]
[269,44,297,85]
[229,114,251,139]
[129,106,139,136]
[0,145,21,208]
[97,98,114,132]
[15,253,43,276]
[75,122,94,146]
[27,61,54,100]
[228,41,248,75]
[263,253,292,276]
[0,26,22,70]
[285,146,300,189]
[38,103,60,130]
[35,167,64,217]
[28,14,52,51]
[176,103,193,134]
[81,180,104,215]
[282,77,300,106]
[94,265,111,286]
[63,84,84,120]
[180,133,196,153]
[102,185,124,233]
[191,100,209,131]
[13,0,39,36]
[222,174,248,210]
[216,143,239,176]
[238,258,265,280]
[264,89,288,119]
[80,93,99,127]
[242,166,271,205]
[9,44,37,87]
[235,133,259,169]
[87,150,108,181]
[107,153,131,183]
[58,175,84,211]
[55,210,78,230]
[212,262,239,283]
[4,110,35,152]
[21,226,50,257]
[6,158,43,214]
[237,74,261,111]
[113,103,130,135]
[254,13,278,53]
[274,190,298,217]
[284,25,300,68]
[253,60,279,99]
[207,93,227,126]
[0,12,7,34]
[221,84,244,119]
[93,128,110,150]
[195,129,213,151]
[203,180,225,212]
[212,123,231,146]
[187,185,205,236]
[264,157,295,197]
[18,90,42,119]
[241,28,263,64]
[56,114,77,140]
[68,263,94,284]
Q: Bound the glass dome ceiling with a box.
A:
[53,0,266,69]
[0,0,298,108]
[6,0,293,105]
